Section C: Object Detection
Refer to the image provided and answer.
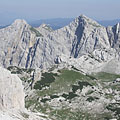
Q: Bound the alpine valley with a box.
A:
[0,15,120,120]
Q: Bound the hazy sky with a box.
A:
[0,0,120,24]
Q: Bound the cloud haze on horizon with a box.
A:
[0,0,120,25]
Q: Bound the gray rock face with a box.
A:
[0,15,120,73]
[0,19,36,68]
[107,23,120,51]
[36,24,53,36]
[0,67,25,110]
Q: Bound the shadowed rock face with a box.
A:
[0,15,119,73]
[70,15,110,58]
[107,23,120,51]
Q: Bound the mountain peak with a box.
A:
[38,23,53,32]
[75,14,91,22]
[12,19,28,26]
[74,14,102,27]
[79,14,89,19]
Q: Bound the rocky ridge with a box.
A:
[0,15,120,74]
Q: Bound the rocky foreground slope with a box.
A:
[6,65,120,120]
[0,15,120,74]
[0,67,50,120]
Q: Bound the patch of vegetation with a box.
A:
[50,95,59,99]
[86,90,94,95]
[7,66,34,74]
[93,72,120,82]
[62,93,68,99]
[20,77,28,82]
[20,77,33,83]
[36,69,95,103]
[25,97,114,120]
[61,92,78,100]
[67,92,78,99]
[20,112,29,118]
[25,99,37,109]
[105,93,114,99]
[72,85,80,93]
[111,84,120,91]
[86,96,99,102]
[97,112,113,120]
[58,70,62,73]
[25,98,53,114]
[41,98,51,103]
[78,81,92,90]
[86,74,96,80]
[7,66,23,74]
[72,81,92,93]
[24,68,35,74]
[30,27,43,37]
[49,108,99,120]
[34,72,58,90]
[36,69,97,98]
[47,70,93,93]
[106,103,120,117]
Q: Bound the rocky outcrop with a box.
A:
[0,67,25,110]
[0,67,50,120]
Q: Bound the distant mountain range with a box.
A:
[98,19,120,27]
[0,18,120,30]
[29,18,74,29]
[29,18,120,29]
[0,25,9,29]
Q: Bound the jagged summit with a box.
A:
[38,23,53,31]
[78,14,90,20]
[36,23,53,35]
[11,19,28,27]
[74,14,102,28]
[13,19,27,24]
